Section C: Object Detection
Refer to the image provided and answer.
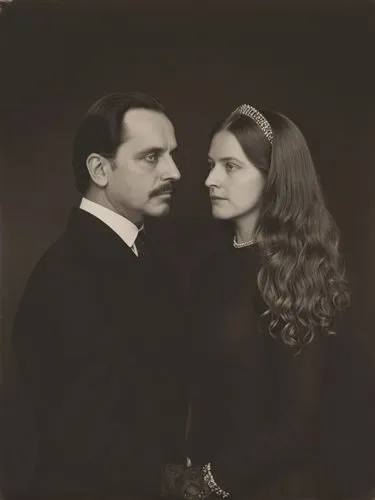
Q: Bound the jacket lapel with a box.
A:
[66,207,138,263]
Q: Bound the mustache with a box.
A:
[149,183,174,197]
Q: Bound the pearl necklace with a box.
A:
[233,236,256,248]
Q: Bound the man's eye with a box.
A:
[145,153,158,163]
[208,161,214,171]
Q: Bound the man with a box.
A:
[12,92,188,499]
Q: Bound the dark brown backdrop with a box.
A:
[1,0,375,495]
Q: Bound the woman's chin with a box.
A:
[211,208,233,220]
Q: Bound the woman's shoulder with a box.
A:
[192,246,231,283]
[190,244,262,308]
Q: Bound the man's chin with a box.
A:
[146,202,171,217]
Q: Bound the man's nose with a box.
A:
[162,157,181,181]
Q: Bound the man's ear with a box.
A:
[86,153,110,187]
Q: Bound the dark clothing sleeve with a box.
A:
[211,334,332,496]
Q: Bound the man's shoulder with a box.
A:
[32,230,80,273]
[23,229,93,297]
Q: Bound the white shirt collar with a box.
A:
[79,197,141,250]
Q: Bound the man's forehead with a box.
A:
[123,108,176,146]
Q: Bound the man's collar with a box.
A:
[79,197,141,249]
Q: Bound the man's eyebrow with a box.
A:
[135,147,166,157]
[136,145,178,157]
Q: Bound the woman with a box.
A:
[164,104,351,499]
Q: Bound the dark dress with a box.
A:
[188,243,341,499]
[11,208,188,499]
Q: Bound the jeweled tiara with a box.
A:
[229,104,273,145]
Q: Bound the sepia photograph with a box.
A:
[1,0,375,498]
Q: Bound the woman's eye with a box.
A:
[226,162,237,171]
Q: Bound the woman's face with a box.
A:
[205,130,265,222]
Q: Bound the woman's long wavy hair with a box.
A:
[217,110,350,349]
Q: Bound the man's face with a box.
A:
[105,108,180,223]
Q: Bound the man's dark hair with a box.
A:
[72,92,165,194]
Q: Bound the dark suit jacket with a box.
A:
[12,208,188,499]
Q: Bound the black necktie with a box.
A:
[135,228,150,260]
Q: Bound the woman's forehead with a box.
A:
[209,130,247,161]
